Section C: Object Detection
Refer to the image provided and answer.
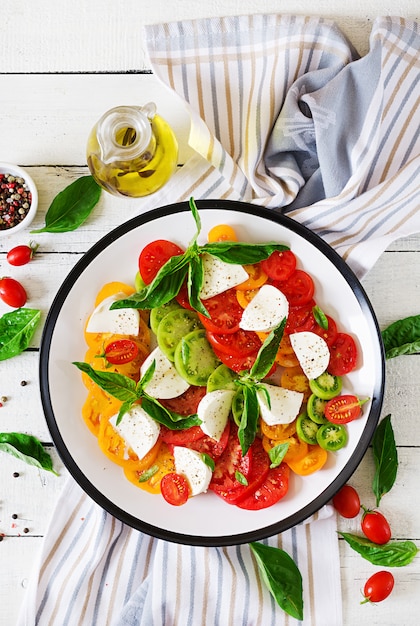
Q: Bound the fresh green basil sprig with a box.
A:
[0,432,58,475]
[371,414,398,507]
[0,308,41,361]
[234,319,286,455]
[111,197,289,317]
[381,313,420,359]
[339,532,418,567]
[73,360,201,430]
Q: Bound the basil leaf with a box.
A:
[250,542,303,620]
[115,400,135,426]
[140,396,201,430]
[372,414,398,507]
[235,470,248,485]
[268,442,289,468]
[0,432,58,475]
[138,464,159,482]
[339,533,418,567]
[188,255,208,316]
[189,197,202,246]
[31,176,101,233]
[201,241,289,265]
[312,305,328,330]
[137,359,156,392]
[0,308,41,361]
[238,385,259,454]
[381,314,420,359]
[201,453,215,471]
[250,319,286,380]
[72,362,138,402]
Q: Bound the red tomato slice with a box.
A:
[158,385,207,416]
[160,472,190,506]
[285,300,316,334]
[206,328,262,357]
[273,270,315,306]
[160,425,205,445]
[325,394,363,424]
[138,239,184,285]
[175,280,194,310]
[210,427,253,496]
[104,339,139,365]
[187,421,231,459]
[328,333,358,375]
[237,462,290,510]
[211,346,259,373]
[261,250,296,281]
[199,289,244,334]
[311,314,338,346]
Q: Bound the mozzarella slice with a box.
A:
[257,383,304,425]
[173,446,213,496]
[109,405,160,460]
[86,292,140,335]
[200,252,249,299]
[290,331,330,380]
[140,346,190,399]
[239,284,289,332]
[197,389,235,441]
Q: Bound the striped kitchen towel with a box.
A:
[18,13,419,626]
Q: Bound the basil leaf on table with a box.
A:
[372,414,398,507]
[31,175,101,233]
[0,308,41,361]
[0,432,58,475]
[339,533,418,567]
[250,542,303,620]
[381,314,420,359]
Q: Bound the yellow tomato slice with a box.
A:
[236,288,259,309]
[236,264,268,291]
[207,224,238,242]
[262,434,309,463]
[287,444,328,475]
[280,365,311,402]
[260,418,297,440]
[125,442,175,493]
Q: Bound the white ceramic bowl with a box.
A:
[0,163,38,237]
[40,200,385,546]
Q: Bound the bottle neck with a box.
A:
[97,105,156,164]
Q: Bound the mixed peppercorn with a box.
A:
[0,172,32,230]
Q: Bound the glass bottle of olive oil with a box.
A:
[87,103,178,198]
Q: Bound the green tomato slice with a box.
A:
[307,394,328,424]
[157,309,201,361]
[150,299,182,335]
[309,372,342,400]
[296,412,319,445]
[174,329,220,386]
[316,423,348,451]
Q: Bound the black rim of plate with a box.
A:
[39,199,385,547]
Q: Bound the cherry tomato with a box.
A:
[362,571,394,603]
[286,444,328,475]
[6,242,38,266]
[206,328,262,357]
[361,510,391,545]
[160,472,190,506]
[332,484,361,518]
[0,277,27,308]
[261,250,296,281]
[285,301,316,334]
[158,385,207,417]
[207,224,238,242]
[325,394,364,424]
[138,239,184,285]
[273,269,315,306]
[328,332,358,375]
[237,462,290,510]
[311,315,338,346]
[104,339,139,365]
[199,288,244,334]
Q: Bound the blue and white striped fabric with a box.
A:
[18,14,419,626]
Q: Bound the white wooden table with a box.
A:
[1,2,419,624]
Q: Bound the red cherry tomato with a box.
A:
[138,239,184,285]
[160,472,190,506]
[104,339,139,365]
[0,277,27,308]
[6,242,38,266]
[311,314,338,346]
[199,288,244,334]
[206,328,262,357]
[362,571,394,603]
[328,332,358,375]
[361,510,392,545]
[261,250,296,281]
[325,395,364,424]
[273,269,315,306]
[285,300,316,334]
[332,484,360,518]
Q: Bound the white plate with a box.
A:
[40,200,385,546]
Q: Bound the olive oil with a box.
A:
[87,105,178,198]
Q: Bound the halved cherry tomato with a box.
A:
[158,385,207,416]
[207,224,238,242]
[236,263,267,290]
[325,394,364,424]
[237,462,290,510]
[363,571,394,603]
[285,301,316,334]
[261,250,296,281]
[332,484,360,518]
[104,339,139,365]
[207,328,262,357]
[311,315,338,346]
[287,444,328,475]
[361,510,391,545]
[0,277,27,308]
[273,270,315,306]
[328,333,358,375]
[138,239,184,284]
[161,472,190,506]
[199,288,244,334]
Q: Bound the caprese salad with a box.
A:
[75,200,366,510]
